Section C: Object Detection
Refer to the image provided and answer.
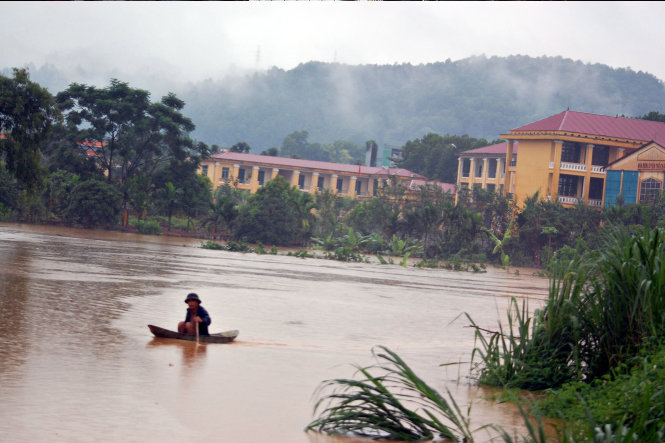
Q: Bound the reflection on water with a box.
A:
[0,222,550,442]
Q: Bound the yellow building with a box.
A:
[499,110,665,207]
[456,142,512,203]
[199,152,427,199]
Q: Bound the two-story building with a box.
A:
[199,151,430,199]
[456,142,514,203]
[457,110,665,208]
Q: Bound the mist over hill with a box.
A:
[5,55,665,150]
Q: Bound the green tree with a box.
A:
[155,182,183,231]
[0,163,19,216]
[320,140,363,164]
[0,68,60,192]
[312,189,353,238]
[235,176,315,245]
[401,184,454,256]
[181,174,213,229]
[345,197,395,237]
[42,169,80,220]
[230,141,251,153]
[125,173,153,221]
[345,178,408,239]
[64,179,122,228]
[57,82,201,185]
[260,147,280,156]
[638,111,665,122]
[204,185,247,237]
[280,130,314,159]
[397,133,497,183]
[57,80,204,226]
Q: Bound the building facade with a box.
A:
[604,141,665,207]
[199,151,427,199]
[498,110,665,207]
[456,142,513,203]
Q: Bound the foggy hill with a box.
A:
[179,55,665,149]
[6,55,665,150]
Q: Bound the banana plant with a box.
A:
[482,219,514,269]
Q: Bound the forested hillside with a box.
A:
[7,55,665,151]
[179,55,665,149]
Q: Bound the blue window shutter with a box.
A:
[622,171,639,204]
[604,170,622,208]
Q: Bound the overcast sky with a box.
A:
[1,2,664,90]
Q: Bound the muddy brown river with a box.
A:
[0,223,550,442]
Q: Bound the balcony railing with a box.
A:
[560,162,586,172]
[549,162,606,174]
[555,196,603,207]
[558,196,580,205]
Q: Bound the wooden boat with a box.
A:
[148,324,239,344]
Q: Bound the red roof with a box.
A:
[509,110,665,146]
[408,179,456,194]
[210,152,425,179]
[460,142,517,156]
[78,141,105,148]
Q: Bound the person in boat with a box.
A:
[178,293,211,336]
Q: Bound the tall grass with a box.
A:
[470,226,665,389]
[579,227,665,377]
[306,346,474,442]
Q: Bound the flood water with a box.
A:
[0,223,550,443]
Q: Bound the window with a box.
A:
[589,177,604,200]
[591,145,610,166]
[355,180,362,194]
[561,142,581,163]
[474,160,483,178]
[510,154,517,167]
[488,159,497,179]
[317,176,324,189]
[258,170,265,186]
[238,168,245,183]
[336,178,344,192]
[298,174,305,190]
[222,167,230,179]
[461,159,470,178]
[486,184,495,193]
[639,178,662,203]
[558,174,578,197]
[201,165,208,176]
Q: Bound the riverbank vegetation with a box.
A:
[307,226,665,441]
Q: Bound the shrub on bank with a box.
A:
[135,219,161,235]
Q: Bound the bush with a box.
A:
[200,240,224,250]
[64,179,122,228]
[135,220,161,235]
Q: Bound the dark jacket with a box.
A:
[185,305,211,335]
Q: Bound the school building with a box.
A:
[457,110,665,208]
[199,151,435,199]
